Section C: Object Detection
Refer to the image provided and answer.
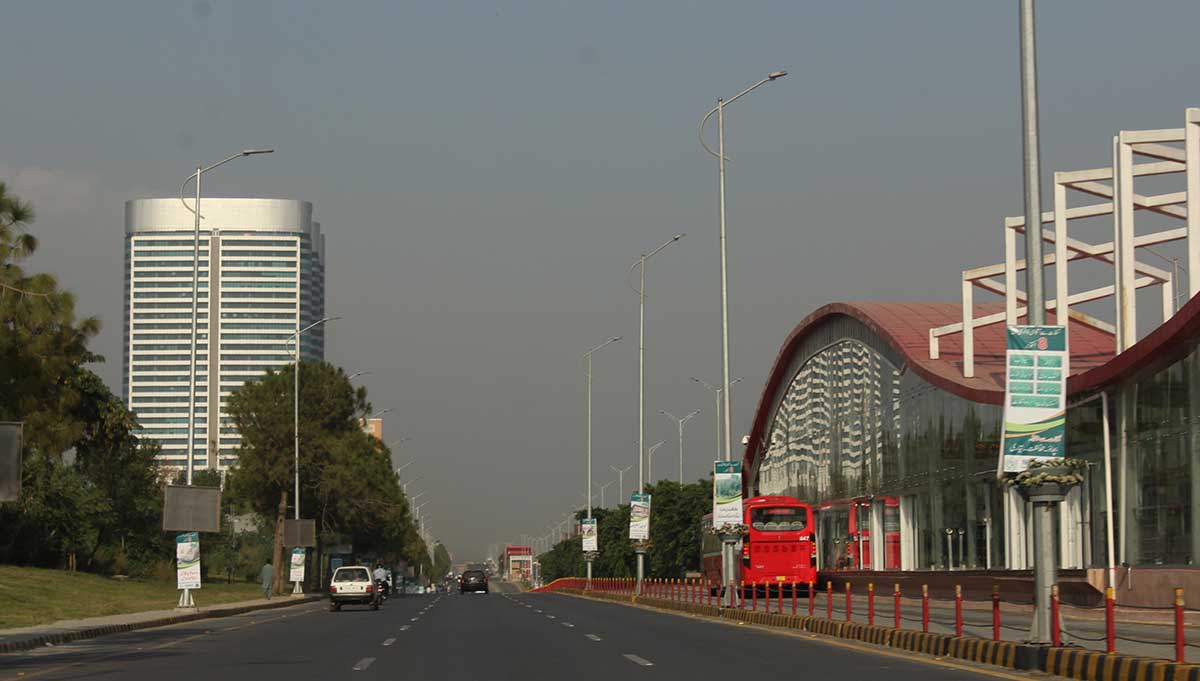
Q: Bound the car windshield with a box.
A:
[750,507,808,531]
[333,568,369,583]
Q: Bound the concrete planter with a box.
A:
[1017,466,1076,503]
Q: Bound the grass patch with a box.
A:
[0,565,265,629]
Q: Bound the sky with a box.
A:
[5,0,1200,562]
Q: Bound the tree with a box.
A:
[0,184,165,574]
[537,478,714,582]
[225,362,423,593]
[432,542,452,580]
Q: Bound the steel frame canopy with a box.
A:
[930,107,1200,378]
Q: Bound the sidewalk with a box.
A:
[0,593,322,655]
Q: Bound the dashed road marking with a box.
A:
[382,638,395,646]
[400,625,411,631]
[353,657,376,671]
[546,615,556,619]
[410,617,420,622]
[586,634,602,641]
[623,654,654,667]
[562,622,574,628]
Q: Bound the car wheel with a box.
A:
[330,602,340,612]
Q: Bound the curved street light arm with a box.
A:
[699,72,787,159]
[179,149,275,217]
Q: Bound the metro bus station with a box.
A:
[740,107,1200,608]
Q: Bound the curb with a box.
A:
[0,595,323,655]
[547,588,1200,681]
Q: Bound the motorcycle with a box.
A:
[375,578,390,603]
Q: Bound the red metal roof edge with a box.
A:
[741,297,1200,477]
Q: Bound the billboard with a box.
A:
[289,548,306,583]
[176,532,201,589]
[628,493,650,541]
[1000,325,1068,473]
[581,518,598,552]
[283,519,316,547]
[0,422,21,503]
[713,461,743,527]
[163,485,221,533]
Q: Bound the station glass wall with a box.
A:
[754,315,1004,571]
[754,314,1200,570]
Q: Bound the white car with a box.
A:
[328,566,379,611]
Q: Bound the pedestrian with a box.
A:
[260,559,274,600]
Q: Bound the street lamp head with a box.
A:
[611,336,622,343]
[768,70,787,81]
[242,148,275,156]
[672,233,685,241]
[321,315,341,323]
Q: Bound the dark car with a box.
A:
[460,569,488,594]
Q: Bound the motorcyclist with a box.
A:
[373,563,390,598]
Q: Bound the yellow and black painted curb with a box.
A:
[1042,646,1200,681]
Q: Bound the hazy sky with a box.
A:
[5,1,1200,561]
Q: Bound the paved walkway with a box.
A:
[0,593,320,654]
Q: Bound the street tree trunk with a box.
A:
[272,489,287,595]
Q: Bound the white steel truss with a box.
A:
[929,107,1200,378]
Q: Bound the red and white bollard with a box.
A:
[868,582,875,627]
[1175,588,1186,664]
[992,584,1001,642]
[954,585,963,637]
[845,582,852,622]
[1051,584,1062,647]
[921,584,929,633]
[894,583,901,629]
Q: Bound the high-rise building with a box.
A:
[123,198,326,472]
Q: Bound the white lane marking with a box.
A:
[410,617,420,622]
[546,614,556,619]
[534,609,543,613]
[623,654,654,667]
[586,634,602,641]
[353,657,376,671]
[400,625,411,631]
[382,638,396,646]
[561,622,574,628]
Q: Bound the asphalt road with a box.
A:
[0,585,1031,681]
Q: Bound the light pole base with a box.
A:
[634,546,647,595]
[291,580,303,596]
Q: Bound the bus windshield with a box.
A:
[749,507,808,531]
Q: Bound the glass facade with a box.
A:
[754,315,1005,571]
[753,311,1200,571]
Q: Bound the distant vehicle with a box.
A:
[460,569,489,594]
[328,565,379,611]
[701,495,817,597]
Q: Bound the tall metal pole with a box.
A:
[638,256,646,492]
[1020,0,1045,325]
[1019,0,1053,643]
[186,165,202,486]
[584,337,619,588]
[717,98,734,464]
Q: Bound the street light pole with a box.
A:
[595,480,615,508]
[646,441,666,485]
[628,235,683,595]
[283,314,336,596]
[700,72,785,464]
[693,377,742,462]
[611,465,632,504]
[583,336,620,587]
[179,148,274,486]
[1017,0,1055,644]
[661,410,701,483]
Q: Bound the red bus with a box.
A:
[816,495,900,570]
[701,495,817,595]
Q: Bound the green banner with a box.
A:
[1001,325,1067,473]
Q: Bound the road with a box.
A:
[1,583,1029,681]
